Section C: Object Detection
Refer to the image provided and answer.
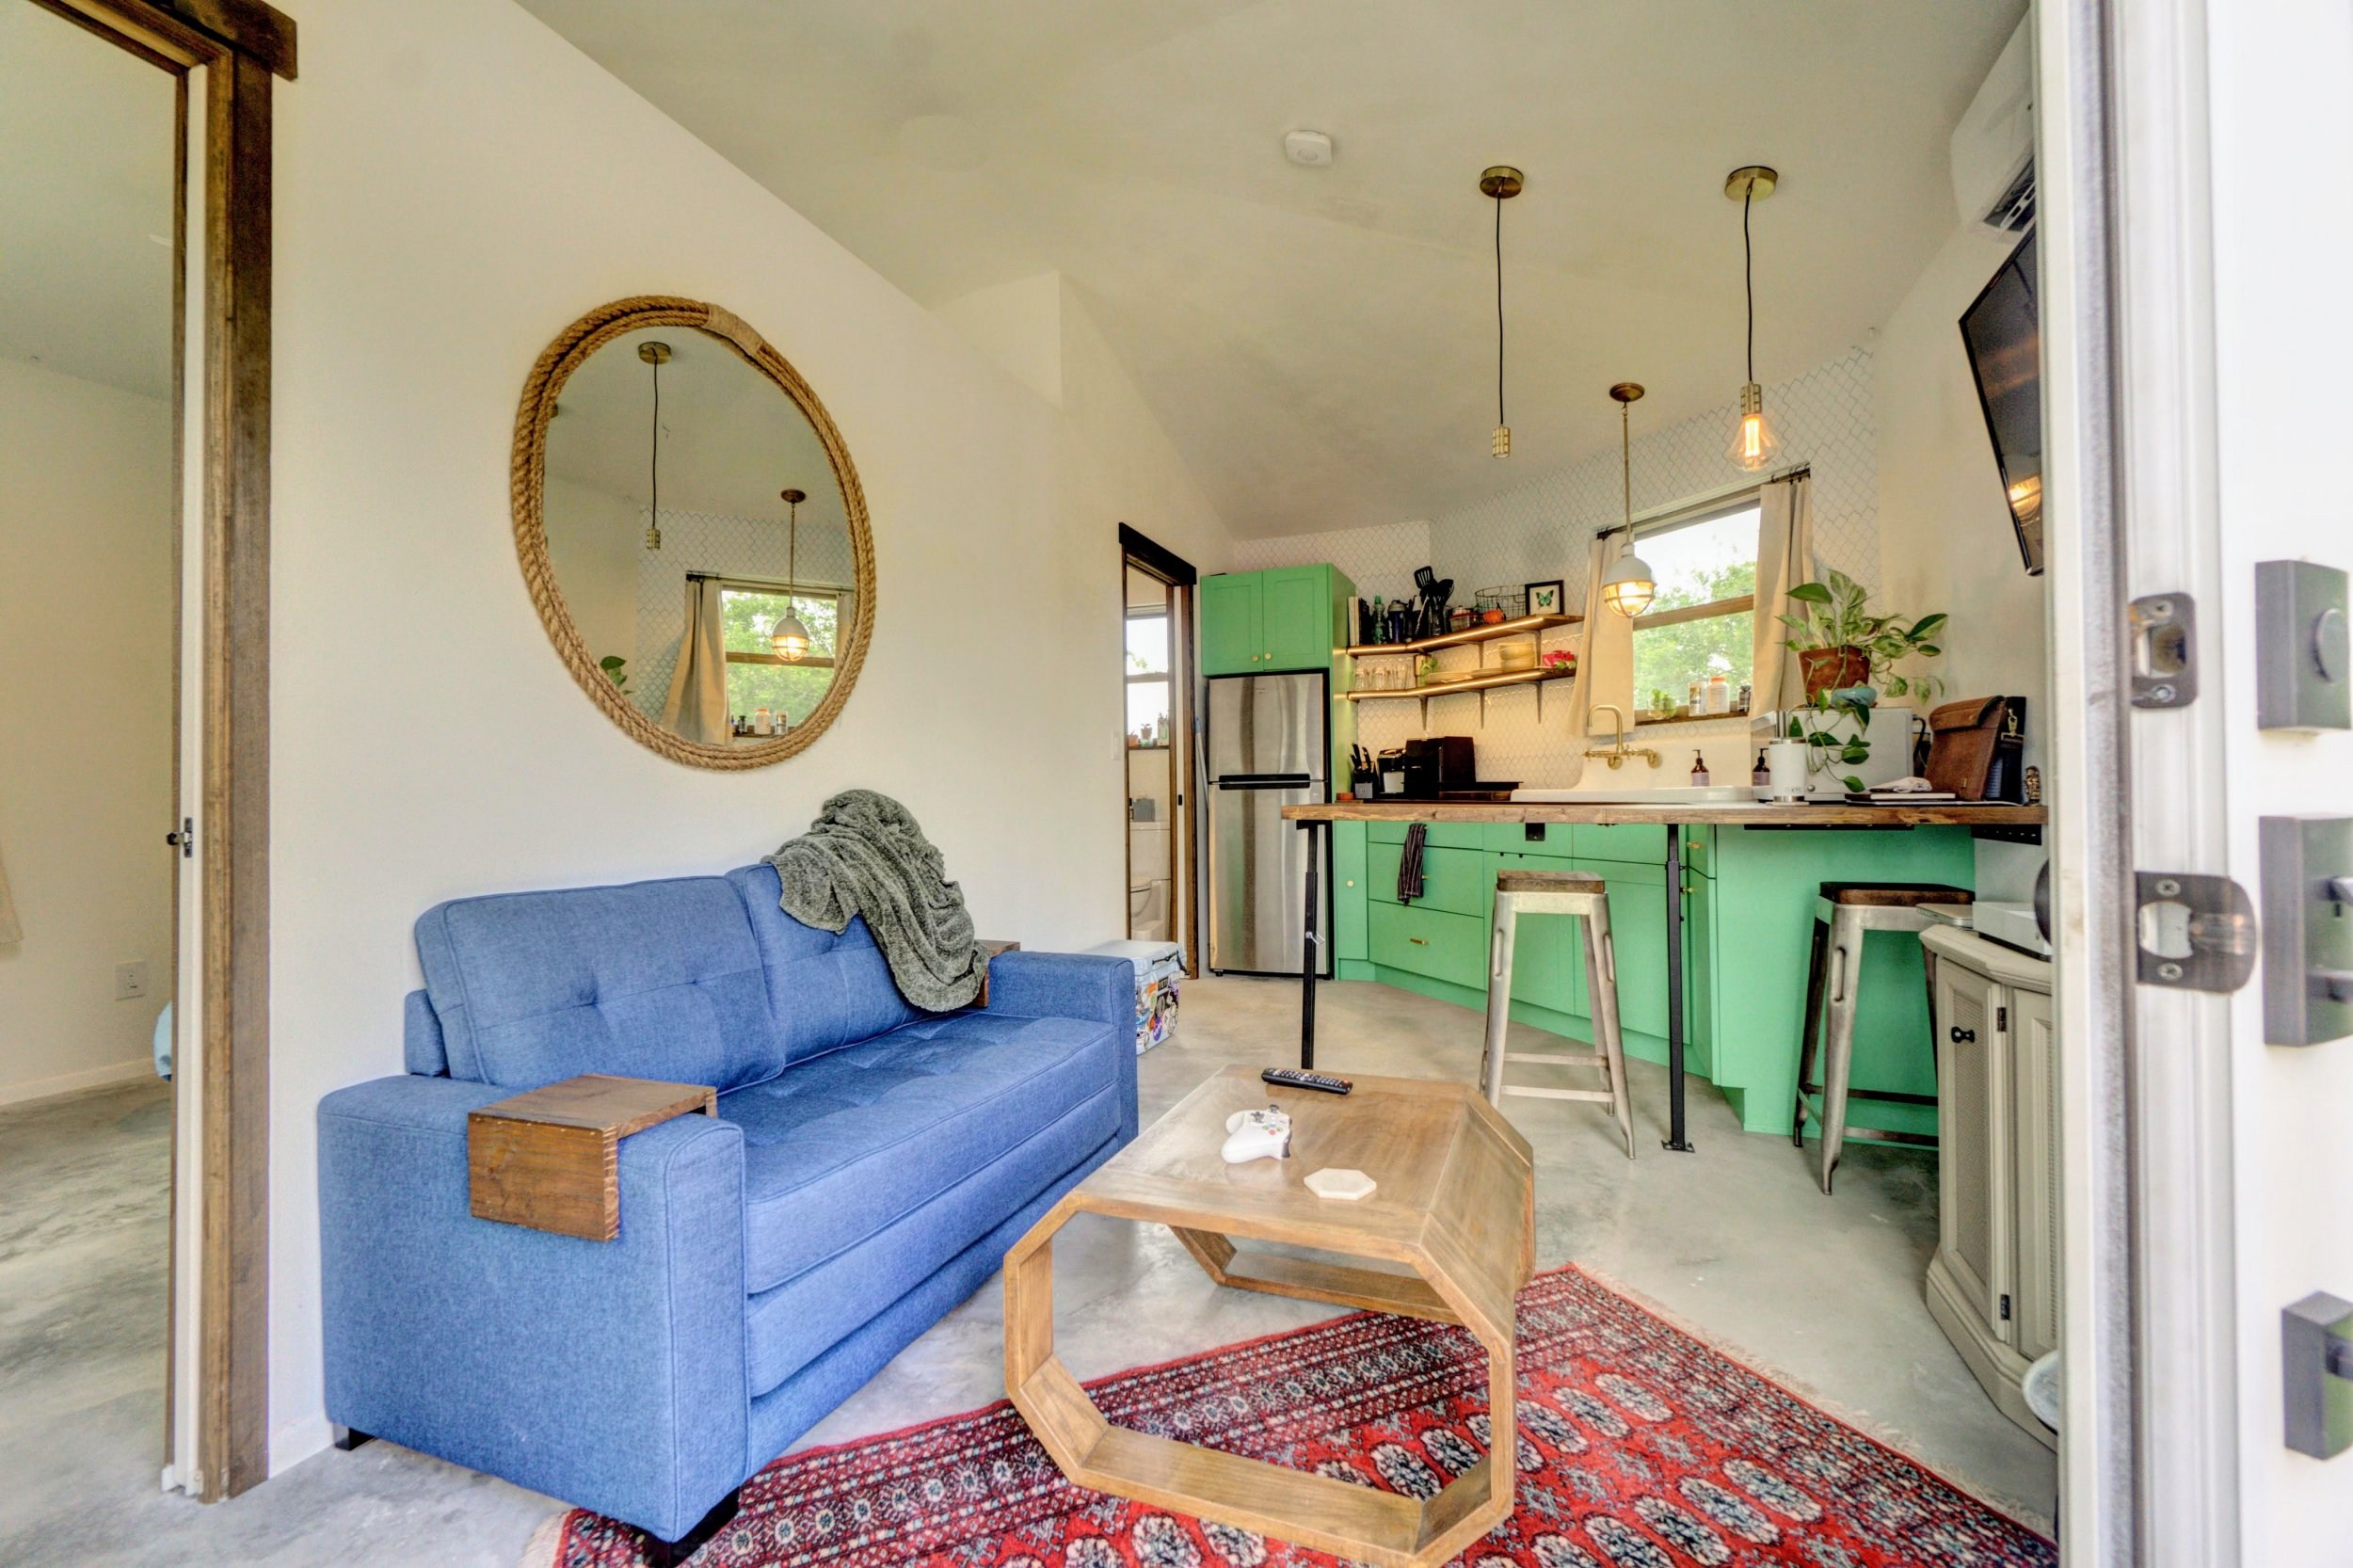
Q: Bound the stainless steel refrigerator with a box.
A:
[1207,671,1329,976]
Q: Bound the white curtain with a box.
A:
[1561,529,1638,781]
[660,577,731,744]
[1750,472,1817,716]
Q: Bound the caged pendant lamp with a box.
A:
[638,341,670,549]
[770,488,812,662]
[1723,166,1782,472]
[1601,383,1657,617]
[1481,165,1523,457]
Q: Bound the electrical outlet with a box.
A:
[114,961,151,1001]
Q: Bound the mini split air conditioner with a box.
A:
[1951,16,2036,235]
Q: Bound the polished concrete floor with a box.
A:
[2,975,2055,1567]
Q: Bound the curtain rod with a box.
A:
[1595,461,1810,540]
[683,570,850,592]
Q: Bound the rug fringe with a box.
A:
[1564,1260,2057,1538]
[516,1508,571,1568]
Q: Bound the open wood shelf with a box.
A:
[1339,613,1579,659]
[1344,666,1574,701]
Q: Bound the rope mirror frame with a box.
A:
[511,296,876,770]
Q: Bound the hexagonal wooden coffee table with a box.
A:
[1003,1066,1534,1568]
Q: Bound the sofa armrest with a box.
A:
[318,1076,747,1540]
[984,951,1138,1143]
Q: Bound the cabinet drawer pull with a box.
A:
[1949,1025,1977,1044]
[1408,936,1428,946]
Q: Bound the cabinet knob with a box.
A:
[1345,879,1355,888]
[1949,1025,1977,1044]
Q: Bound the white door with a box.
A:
[2203,1,2353,1558]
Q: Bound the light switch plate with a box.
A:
[114,961,150,1001]
[2257,561,2350,730]
[2261,817,2353,1046]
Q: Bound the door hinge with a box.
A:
[2129,591,2198,708]
[2136,871,2258,992]
[1999,1293,2013,1322]
[165,818,194,859]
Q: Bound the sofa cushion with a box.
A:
[725,865,927,1064]
[415,876,782,1091]
[722,1008,1124,1297]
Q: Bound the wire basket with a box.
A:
[1473,586,1527,623]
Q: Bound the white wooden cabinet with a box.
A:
[1920,925,2058,1448]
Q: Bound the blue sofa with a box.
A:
[318,864,1136,1551]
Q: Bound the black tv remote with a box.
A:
[1262,1067,1353,1096]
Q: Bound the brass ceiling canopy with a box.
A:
[779,487,807,505]
[636,341,673,364]
[1723,166,1778,202]
[1609,381,1645,404]
[1479,165,1524,200]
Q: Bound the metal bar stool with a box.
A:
[1791,882,1973,1192]
[1480,869,1638,1160]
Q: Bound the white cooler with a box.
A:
[1083,939,1183,1053]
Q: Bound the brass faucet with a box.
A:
[1581,704,1660,770]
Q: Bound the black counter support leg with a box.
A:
[1299,819,1321,1070]
[1663,822,1694,1152]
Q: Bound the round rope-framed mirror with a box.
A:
[512,296,874,769]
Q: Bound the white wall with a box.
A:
[540,474,637,679]
[1875,221,2049,776]
[265,0,1228,1469]
[0,356,174,1103]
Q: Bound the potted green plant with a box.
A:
[1772,569,1947,791]
[1777,568,1946,702]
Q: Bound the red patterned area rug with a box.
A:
[525,1265,2055,1568]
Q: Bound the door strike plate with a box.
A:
[2128,593,2197,708]
[2282,1291,2353,1459]
[2135,872,2257,992]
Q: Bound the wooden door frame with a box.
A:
[30,0,295,1501]
[1119,526,1201,975]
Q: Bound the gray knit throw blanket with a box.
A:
[765,790,988,1012]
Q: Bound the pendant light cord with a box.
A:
[1494,194,1506,427]
[786,496,797,591]
[648,358,661,529]
[1742,185,1755,384]
[1621,399,1632,526]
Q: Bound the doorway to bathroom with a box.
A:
[1118,526,1198,970]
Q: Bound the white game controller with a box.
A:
[1221,1106,1293,1164]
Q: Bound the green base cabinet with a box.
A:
[1326,820,1975,1140]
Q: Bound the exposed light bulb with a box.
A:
[1492,424,1512,458]
[771,613,811,663]
[1601,552,1657,618]
[1727,383,1779,472]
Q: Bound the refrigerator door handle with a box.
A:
[1215,774,1314,791]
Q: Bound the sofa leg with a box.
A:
[641,1488,741,1568]
[330,1426,374,1451]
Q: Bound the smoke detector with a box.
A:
[1283,129,1334,168]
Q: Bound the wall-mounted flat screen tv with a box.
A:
[1959,228,2043,575]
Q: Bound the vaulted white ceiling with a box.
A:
[525,2,2025,537]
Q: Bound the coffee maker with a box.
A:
[1396,736,1476,798]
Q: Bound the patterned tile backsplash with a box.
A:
[1236,349,1881,787]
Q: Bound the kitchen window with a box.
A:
[1627,495,1759,714]
[720,581,852,726]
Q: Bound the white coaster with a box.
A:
[1305,1167,1376,1202]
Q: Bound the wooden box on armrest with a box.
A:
[468,1074,716,1240]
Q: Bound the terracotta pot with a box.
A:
[1798,647,1870,700]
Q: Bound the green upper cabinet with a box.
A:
[1261,567,1337,671]
[1198,565,1352,676]
[1198,574,1263,676]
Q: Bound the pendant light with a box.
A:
[1481,165,1523,457]
[638,341,670,549]
[1723,166,1781,472]
[1601,382,1657,617]
[769,488,812,662]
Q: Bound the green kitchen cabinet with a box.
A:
[1331,818,1977,1140]
[1197,564,1353,676]
[1332,823,1369,963]
[1198,573,1263,676]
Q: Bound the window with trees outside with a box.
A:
[1627,497,1759,715]
[720,582,852,727]
[1127,609,1171,744]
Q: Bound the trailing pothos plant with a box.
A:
[1773,568,1947,791]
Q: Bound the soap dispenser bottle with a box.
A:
[1689,750,1710,787]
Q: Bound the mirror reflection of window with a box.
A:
[539,323,855,743]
